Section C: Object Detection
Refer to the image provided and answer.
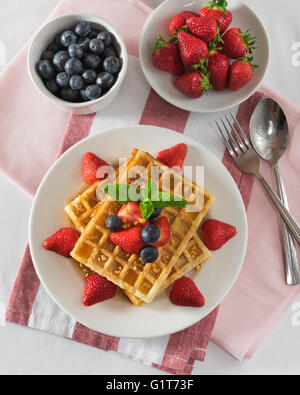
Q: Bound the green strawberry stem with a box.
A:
[238,29,258,55]
[204,0,229,13]
[240,54,259,70]
[152,35,169,56]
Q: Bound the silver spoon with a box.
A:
[250,97,300,285]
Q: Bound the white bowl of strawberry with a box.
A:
[139,0,270,113]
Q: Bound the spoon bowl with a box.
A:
[250,97,289,166]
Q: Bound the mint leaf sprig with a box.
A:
[103,181,188,220]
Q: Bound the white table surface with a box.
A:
[1,0,300,375]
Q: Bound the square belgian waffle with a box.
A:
[70,149,214,304]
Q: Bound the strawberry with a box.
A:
[169,11,196,34]
[177,31,208,66]
[201,219,237,250]
[83,273,117,306]
[149,216,171,248]
[207,50,230,91]
[82,152,109,185]
[186,16,218,43]
[43,228,80,257]
[228,57,256,91]
[221,28,257,59]
[170,277,205,307]
[110,226,144,254]
[118,202,149,227]
[199,0,232,35]
[174,70,212,98]
[153,36,184,75]
[156,143,188,170]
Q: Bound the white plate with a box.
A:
[29,125,248,338]
[139,0,270,113]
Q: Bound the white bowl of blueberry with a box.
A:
[28,13,128,114]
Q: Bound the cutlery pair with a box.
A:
[216,100,300,285]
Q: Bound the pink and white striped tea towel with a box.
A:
[2,0,300,374]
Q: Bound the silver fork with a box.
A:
[216,112,300,247]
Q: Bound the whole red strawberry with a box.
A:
[156,143,187,170]
[228,57,256,91]
[202,219,237,250]
[110,226,144,255]
[43,228,80,257]
[177,31,208,66]
[174,71,211,98]
[169,11,196,34]
[83,273,117,306]
[170,277,205,307]
[82,152,109,185]
[221,28,257,59]
[186,16,218,43]
[207,50,230,91]
[153,36,184,75]
[199,0,232,34]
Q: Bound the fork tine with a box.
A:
[215,121,235,157]
[225,114,247,153]
[230,112,251,149]
[220,118,241,155]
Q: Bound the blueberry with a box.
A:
[103,46,117,58]
[69,74,84,90]
[60,87,79,102]
[103,56,121,74]
[68,43,83,58]
[85,85,102,100]
[75,21,92,37]
[97,31,113,47]
[53,50,70,72]
[56,72,70,88]
[96,72,115,90]
[37,60,55,79]
[54,33,64,49]
[88,29,100,39]
[83,54,101,70]
[82,69,97,84]
[60,30,78,47]
[41,50,54,61]
[64,58,83,75]
[106,215,122,232]
[141,225,160,244]
[47,42,59,53]
[89,38,105,55]
[45,78,59,95]
[140,246,159,263]
[78,37,91,52]
[150,208,162,219]
[80,88,89,102]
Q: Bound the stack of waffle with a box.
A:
[65,149,214,306]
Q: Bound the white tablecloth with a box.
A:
[1,0,300,374]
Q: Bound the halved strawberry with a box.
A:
[83,273,117,306]
[201,219,237,250]
[156,143,188,170]
[110,226,145,254]
[82,152,109,185]
[118,202,149,227]
[42,228,80,258]
[149,216,170,248]
[170,277,205,307]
